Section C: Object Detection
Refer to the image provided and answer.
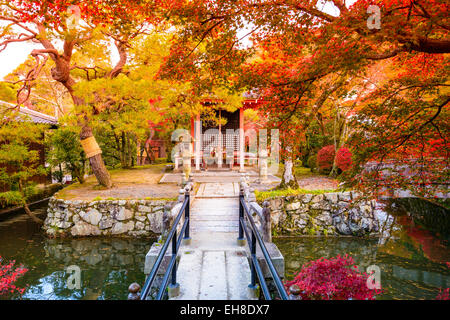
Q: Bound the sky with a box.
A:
[0,0,355,80]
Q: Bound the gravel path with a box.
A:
[297,176,338,190]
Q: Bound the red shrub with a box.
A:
[0,256,28,296]
[317,145,335,170]
[285,255,382,300]
[336,147,353,171]
[436,288,449,300]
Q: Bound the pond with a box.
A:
[0,205,155,300]
[0,201,449,300]
[274,202,450,300]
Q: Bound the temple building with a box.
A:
[175,96,263,172]
[0,101,58,191]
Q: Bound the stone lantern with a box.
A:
[259,149,268,182]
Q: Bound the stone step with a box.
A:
[192,198,239,206]
[191,215,238,221]
[226,250,253,300]
[191,225,238,233]
[192,220,239,227]
[171,250,203,300]
[191,209,239,215]
[196,183,240,198]
[198,251,228,300]
[172,249,254,300]
[191,208,239,214]
[195,195,239,199]
[188,231,240,250]
[164,183,259,300]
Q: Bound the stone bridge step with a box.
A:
[170,184,254,300]
[172,249,253,300]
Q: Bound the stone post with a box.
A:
[163,203,172,235]
[174,155,179,171]
[182,148,191,183]
[178,188,185,202]
[262,201,272,243]
[259,149,268,182]
[248,188,256,201]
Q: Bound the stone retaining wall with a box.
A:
[44,197,177,238]
[262,191,380,236]
[393,197,450,240]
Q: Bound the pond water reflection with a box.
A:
[0,206,154,300]
[1,201,448,300]
[274,215,450,300]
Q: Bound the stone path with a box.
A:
[196,182,240,198]
[159,170,281,184]
[171,183,255,300]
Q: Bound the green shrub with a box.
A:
[294,166,312,177]
[154,157,168,164]
[255,187,336,202]
[306,155,318,171]
[0,191,23,208]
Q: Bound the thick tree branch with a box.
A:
[108,40,128,78]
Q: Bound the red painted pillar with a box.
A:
[239,108,245,172]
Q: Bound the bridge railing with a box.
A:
[238,191,289,300]
[137,190,191,300]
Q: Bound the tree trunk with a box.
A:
[23,202,44,224]
[329,106,340,178]
[18,180,43,224]
[79,124,113,188]
[60,75,112,188]
[330,112,348,178]
[73,165,85,184]
[280,159,299,189]
[88,154,112,188]
[58,163,64,183]
[120,131,125,168]
[127,132,133,167]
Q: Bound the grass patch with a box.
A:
[54,193,177,202]
[274,164,323,179]
[255,187,337,202]
[294,166,314,177]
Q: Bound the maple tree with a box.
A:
[3,57,72,117]
[285,255,382,300]
[0,0,169,188]
[0,256,27,296]
[1,1,448,198]
[162,0,449,198]
[335,147,353,172]
[318,145,336,172]
[436,288,450,300]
